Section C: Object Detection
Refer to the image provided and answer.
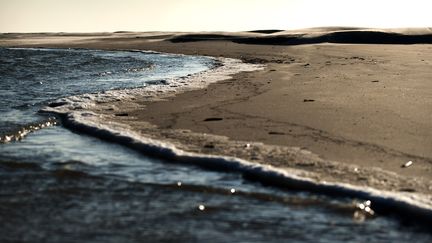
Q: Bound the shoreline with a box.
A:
[38,51,432,221]
[1,31,432,212]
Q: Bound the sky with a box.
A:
[0,0,431,33]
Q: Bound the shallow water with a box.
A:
[0,48,430,242]
[0,47,212,134]
[2,127,430,242]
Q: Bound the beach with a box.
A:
[1,29,432,196]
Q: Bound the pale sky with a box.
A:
[0,0,431,32]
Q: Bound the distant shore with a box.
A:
[2,28,431,198]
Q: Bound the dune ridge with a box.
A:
[170,27,432,45]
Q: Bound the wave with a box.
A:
[41,52,432,224]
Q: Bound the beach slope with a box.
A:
[1,28,431,200]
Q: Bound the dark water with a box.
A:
[0,48,430,242]
[0,48,212,134]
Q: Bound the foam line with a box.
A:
[42,52,432,224]
[57,110,432,224]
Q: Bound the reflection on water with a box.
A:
[1,127,431,242]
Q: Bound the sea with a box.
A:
[0,47,430,242]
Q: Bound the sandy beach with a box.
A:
[2,29,431,196]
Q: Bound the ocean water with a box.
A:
[0,48,430,242]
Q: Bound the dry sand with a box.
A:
[1,29,431,196]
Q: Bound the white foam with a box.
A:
[54,109,432,222]
[42,55,262,115]
[42,53,432,222]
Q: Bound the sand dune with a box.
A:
[170,27,432,45]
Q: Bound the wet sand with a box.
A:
[1,29,432,196]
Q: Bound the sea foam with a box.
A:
[41,51,432,223]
